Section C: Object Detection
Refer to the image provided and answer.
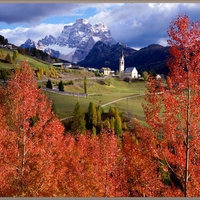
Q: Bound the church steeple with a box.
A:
[119,46,124,78]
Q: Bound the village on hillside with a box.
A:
[52,48,163,81]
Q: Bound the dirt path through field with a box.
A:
[59,93,145,121]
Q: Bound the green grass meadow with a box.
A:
[0,48,148,122]
[44,78,148,121]
[0,48,52,70]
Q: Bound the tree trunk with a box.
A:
[184,63,190,197]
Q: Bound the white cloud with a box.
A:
[130,20,142,28]
[148,3,163,8]
[1,3,200,49]
[157,38,168,47]
[80,3,125,12]
[86,3,200,48]
[87,11,110,25]
[0,23,65,46]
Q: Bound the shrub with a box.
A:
[5,53,12,63]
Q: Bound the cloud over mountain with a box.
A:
[0,3,200,49]
[20,19,116,63]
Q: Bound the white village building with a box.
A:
[119,48,139,79]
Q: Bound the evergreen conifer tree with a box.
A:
[109,107,115,118]
[87,102,97,129]
[104,117,111,129]
[0,69,7,83]
[114,115,122,137]
[114,107,120,118]
[58,80,64,91]
[71,101,86,134]
[96,105,103,133]
[46,79,53,89]
[110,117,115,130]
[84,76,88,94]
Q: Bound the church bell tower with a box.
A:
[119,46,124,79]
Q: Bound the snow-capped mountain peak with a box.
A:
[20,19,116,63]
[20,38,38,49]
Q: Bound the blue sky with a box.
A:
[0,3,200,49]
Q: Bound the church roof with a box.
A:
[124,67,137,73]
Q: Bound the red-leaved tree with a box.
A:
[122,131,171,197]
[0,61,65,196]
[135,15,200,197]
[59,130,128,197]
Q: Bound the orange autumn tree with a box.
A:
[135,15,200,197]
[122,131,172,197]
[59,131,128,197]
[0,61,65,196]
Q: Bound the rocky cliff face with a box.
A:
[20,38,39,50]
[20,19,116,63]
[39,35,56,46]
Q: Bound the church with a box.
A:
[119,48,138,79]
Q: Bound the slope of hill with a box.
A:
[77,41,137,70]
[0,48,53,70]
[78,42,170,74]
[17,46,62,64]
[127,44,170,74]
[1,33,170,75]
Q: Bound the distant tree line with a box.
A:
[17,47,57,63]
[0,35,8,45]
[46,79,74,91]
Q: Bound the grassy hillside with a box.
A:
[0,48,147,123]
[43,78,147,121]
[0,48,52,69]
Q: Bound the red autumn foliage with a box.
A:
[0,61,65,196]
[1,14,200,197]
[122,130,172,197]
[134,15,200,197]
[59,130,128,197]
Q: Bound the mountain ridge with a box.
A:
[20,19,116,63]
[18,18,170,74]
[78,42,170,74]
